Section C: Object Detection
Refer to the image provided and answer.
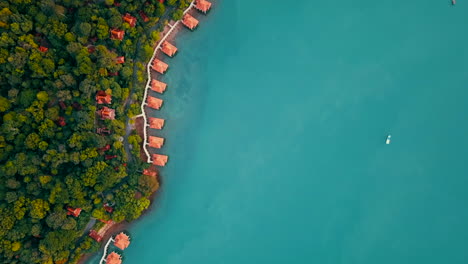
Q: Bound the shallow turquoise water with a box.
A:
[90,0,468,263]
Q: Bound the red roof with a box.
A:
[151,79,167,94]
[149,117,165,129]
[195,0,212,13]
[123,13,137,27]
[96,91,112,104]
[106,252,122,264]
[87,45,96,53]
[89,230,103,242]
[152,154,168,167]
[39,46,48,52]
[105,155,117,160]
[110,29,125,40]
[147,96,163,110]
[116,56,125,64]
[114,232,131,250]
[56,117,66,127]
[161,41,178,57]
[66,207,82,217]
[104,204,114,213]
[152,59,168,74]
[99,144,111,152]
[99,107,115,120]
[182,14,199,30]
[149,136,164,149]
[143,168,157,177]
[139,11,149,22]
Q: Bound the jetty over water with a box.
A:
[140,0,212,165]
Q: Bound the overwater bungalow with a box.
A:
[152,59,168,74]
[161,41,178,57]
[98,107,116,120]
[106,252,122,264]
[66,207,82,217]
[152,154,168,167]
[151,79,167,94]
[149,136,165,149]
[182,14,199,30]
[149,117,165,129]
[114,232,131,250]
[123,13,137,27]
[147,96,163,110]
[195,0,212,13]
[110,29,125,40]
[96,91,112,104]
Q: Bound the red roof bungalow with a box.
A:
[114,1,121,6]
[143,168,157,177]
[56,117,66,127]
[152,59,168,74]
[147,96,163,110]
[195,0,212,13]
[149,117,165,129]
[99,107,116,120]
[152,154,168,167]
[98,144,111,152]
[97,127,111,135]
[87,45,96,53]
[139,11,150,22]
[39,46,48,52]
[182,14,199,30]
[149,136,165,149]
[66,207,82,217]
[110,29,125,40]
[151,79,167,94]
[106,252,122,264]
[161,41,178,57]
[104,204,114,213]
[89,230,103,242]
[116,56,125,64]
[114,232,131,250]
[123,13,137,27]
[105,155,118,160]
[96,91,112,104]
[159,0,164,3]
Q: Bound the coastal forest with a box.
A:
[0,0,187,263]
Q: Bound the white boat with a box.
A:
[386,135,391,145]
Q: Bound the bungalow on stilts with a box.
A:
[147,96,163,110]
[151,79,167,94]
[182,14,199,30]
[161,41,178,57]
[152,59,168,74]
[149,117,165,129]
[152,154,168,167]
[106,252,122,264]
[149,136,165,149]
[195,0,212,13]
[114,232,131,250]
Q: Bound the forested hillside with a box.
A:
[0,0,187,263]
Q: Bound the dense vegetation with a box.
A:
[0,0,189,263]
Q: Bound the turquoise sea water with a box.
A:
[90,0,468,263]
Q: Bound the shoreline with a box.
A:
[78,1,210,263]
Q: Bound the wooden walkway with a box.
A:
[98,237,115,264]
[140,0,196,163]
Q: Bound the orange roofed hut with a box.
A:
[106,252,122,264]
[195,0,212,13]
[116,56,125,64]
[123,13,137,27]
[182,14,199,30]
[161,41,178,57]
[149,136,165,149]
[66,207,82,217]
[96,91,112,104]
[147,96,163,110]
[152,59,168,74]
[152,154,168,167]
[99,107,116,120]
[114,232,131,250]
[143,168,157,177]
[149,117,165,129]
[110,29,125,40]
[151,79,167,94]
